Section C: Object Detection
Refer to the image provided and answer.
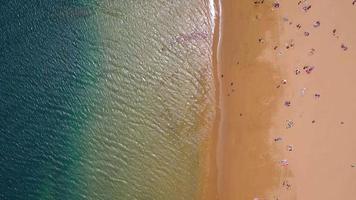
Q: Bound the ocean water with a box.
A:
[0,0,215,199]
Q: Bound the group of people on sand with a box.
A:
[254,0,354,199]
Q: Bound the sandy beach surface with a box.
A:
[270,0,356,199]
[203,0,356,199]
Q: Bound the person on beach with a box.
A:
[273,2,280,8]
[313,21,320,28]
[341,44,348,51]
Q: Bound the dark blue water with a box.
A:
[1,1,100,199]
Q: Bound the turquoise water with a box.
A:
[0,0,215,199]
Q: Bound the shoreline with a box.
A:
[198,0,220,199]
[216,0,281,198]
[202,0,283,199]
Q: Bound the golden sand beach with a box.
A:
[202,0,356,199]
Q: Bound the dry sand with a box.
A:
[270,0,356,199]
[202,0,356,199]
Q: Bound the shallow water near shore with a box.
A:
[0,0,215,199]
